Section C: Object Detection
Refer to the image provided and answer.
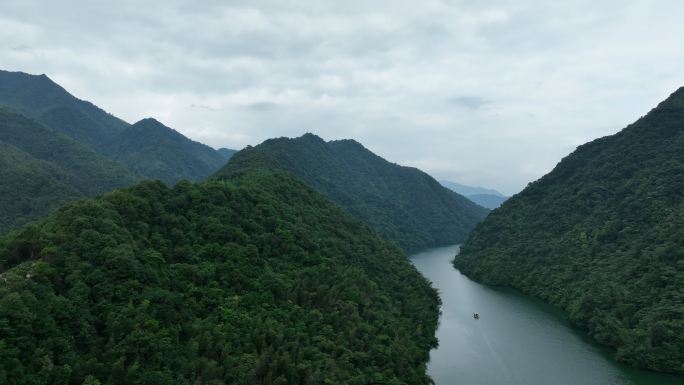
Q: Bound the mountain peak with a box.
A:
[329,138,364,148]
[0,70,59,89]
[216,135,489,251]
[129,118,179,136]
[0,69,129,151]
[133,117,166,127]
[299,132,325,142]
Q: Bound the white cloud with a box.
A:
[1,0,684,195]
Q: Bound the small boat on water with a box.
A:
[473,313,480,319]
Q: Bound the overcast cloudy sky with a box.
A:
[2,0,683,194]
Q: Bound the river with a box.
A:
[410,245,683,385]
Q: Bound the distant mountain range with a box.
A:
[0,70,236,234]
[0,70,235,184]
[216,133,490,252]
[457,87,684,374]
[440,180,508,209]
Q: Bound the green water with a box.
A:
[411,245,683,385]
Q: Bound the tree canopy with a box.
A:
[0,171,440,384]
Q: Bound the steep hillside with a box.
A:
[0,70,235,184]
[216,133,489,252]
[0,70,127,152]
[111,118,231,184]
[456,88,684,373]
[0,171,439,385]
[0,108,140,234]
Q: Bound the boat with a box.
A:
[473,313,480,319]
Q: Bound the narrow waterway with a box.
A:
[411,245,683,385]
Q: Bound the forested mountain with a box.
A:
[111,118,230,184]
[0,70,128,153]
[0,171,440,385]
[0,108,140,234]
[216,133,489,252]
[456,88,684,373]
[0,70,235,184]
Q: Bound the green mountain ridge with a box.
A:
[0,70,236,185]
[216,133,490,252]
[0,171,439,385]
[456,87,684,373]
[111,118,230,184]
[0,70,128,152]
[0,108,141,234]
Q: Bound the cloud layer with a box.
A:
[2,0,684,194]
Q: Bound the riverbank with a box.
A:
[411,245,683,385]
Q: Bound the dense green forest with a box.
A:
[110,118,231,185]
[0,108,140,234]
[216,133,489,252]
[456,88,684,373]
[0,171,440,385]
[0,70,234,185]
[0,71,128,153]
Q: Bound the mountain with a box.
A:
[440,180,508,209]
[456,88,684,373]
[466,193,508,209]
[215,133,489,252]
[0,70,235,184]
[0,108,140,234]
[0,171,439,385]
[217,147,237,160]
[110,118,231,184]
[0,70,128,153]
[440,180,505,197]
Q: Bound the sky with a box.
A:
[2,0,684,195]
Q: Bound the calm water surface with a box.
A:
[411,245,683,385]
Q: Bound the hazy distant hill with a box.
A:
[216,133,489,252]
[0,171,439,384]
[440,180,505,197]
[0,70,235,185]
[466,193,508,209]
[0,108,140,233]
[440,180,508,209]
[457,88,684,373]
